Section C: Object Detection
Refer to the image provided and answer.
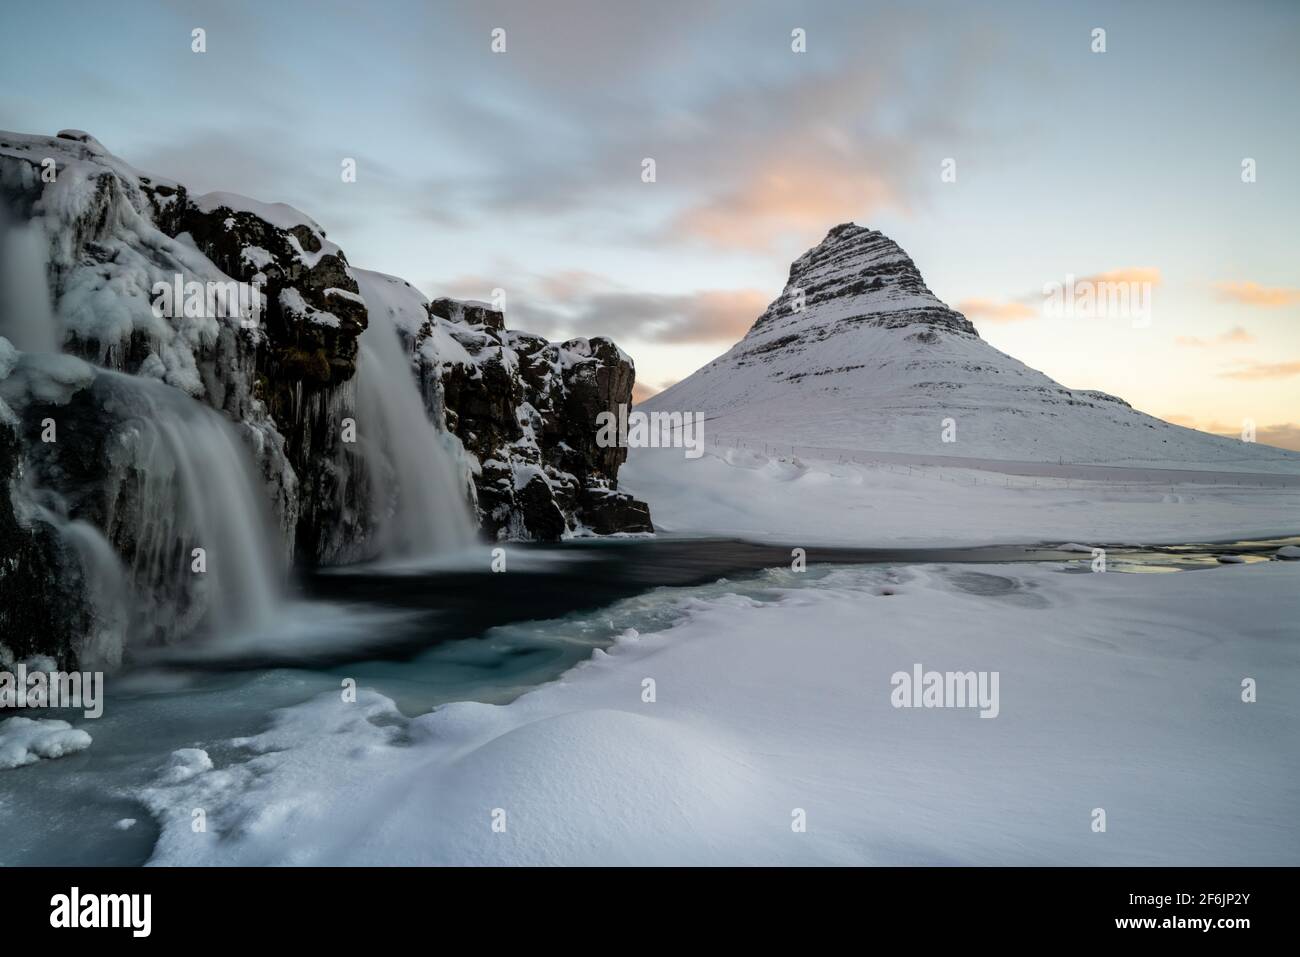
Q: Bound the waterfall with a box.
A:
[95,370,284,643]
[59,518,130,670]
[354,307,477,558]
[0,219,60,353]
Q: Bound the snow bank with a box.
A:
[0,717,92,770]
[138,561,1300,865]
[622,446,1300,547]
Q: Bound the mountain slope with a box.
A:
[640,224,1298,472]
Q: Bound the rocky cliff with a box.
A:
[356,270,652,540]
[0,129,650,668]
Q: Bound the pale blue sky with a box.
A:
[2,0,1297,440]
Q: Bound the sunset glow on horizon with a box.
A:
[3,0,1295,445]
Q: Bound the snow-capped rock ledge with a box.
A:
[0,130,650,667]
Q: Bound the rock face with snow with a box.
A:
[642,223,1300,471]
[357,272,652,540]
[0,130,649,668]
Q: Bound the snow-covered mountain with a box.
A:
[641,223,1299,472]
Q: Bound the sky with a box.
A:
[1,0,1297,447]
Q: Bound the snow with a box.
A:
[240,245,274,270]
[351,268,476,370]
[639,224,1300,474]
[0,350,97,407]
[278,287,341,328]
[0,717,92,770]
[622,446,1300,547]
[350,268,428,338]
[0,132,257,395]
[155,748,213,785]
[324,287,365,306]
[136,560,1300,865]
[193,191,324,237]
[193,192,344,269]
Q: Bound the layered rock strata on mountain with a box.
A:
[642,222,1300,469]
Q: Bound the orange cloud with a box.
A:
[1213,281,1300,307]
[1219,360,1300,380]
[632,381,660,404]
[672,157,899,251]
[1160,417,1300,452]
[1175,325,1255,347]
[632,378,678,405]
[957,298,1036,322]
[683,290,769,341]
[1081,267,1162,286]
[536,270,613,301]
[1253,423,1300,452]
[962,268,1160,324]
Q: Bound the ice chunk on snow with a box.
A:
[156,748,213,785]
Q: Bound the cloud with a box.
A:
[957,298,1036,322]
[433,270,767,345]
[1161,417,1300,452]
[1251,423,1300,452]
[551,289,769,344]
[1218,360,1300,381]
[412,10,1015,252]
[1175,325,1255,347]
[962,268,1161,324]
[1213,281,1300,307]
[1080,267,1162,286]
[670,154,905,252]
[633,377,682,404]
[631,381,659,404]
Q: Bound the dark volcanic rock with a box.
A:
[411,293,652,541]
[0,128,652,673]
[0,414,96,669]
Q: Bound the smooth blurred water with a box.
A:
[354,305,477,557]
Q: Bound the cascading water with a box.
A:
[95,370,284,643]
[0,218,59,353]
[57,518,130,669]
[1,208,285,657]
[353,306,477,558]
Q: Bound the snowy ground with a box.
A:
[621,446,1300,547]
[137,560,1299,866]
